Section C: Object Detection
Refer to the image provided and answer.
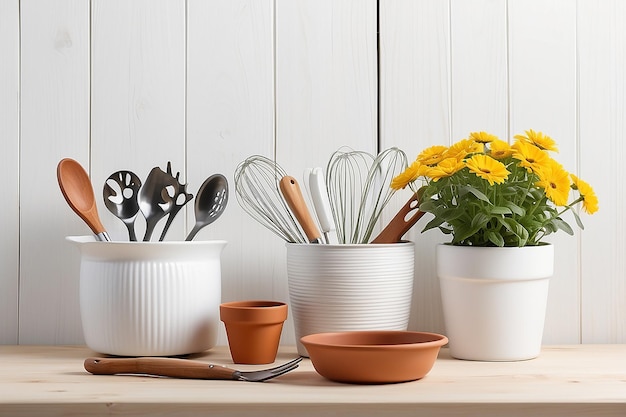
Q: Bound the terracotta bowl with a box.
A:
[300,330,448,384]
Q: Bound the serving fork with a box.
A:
[84,356,302,382]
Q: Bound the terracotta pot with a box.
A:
[220,301,288,364]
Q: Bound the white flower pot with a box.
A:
[68,236,226,356]
[437,244,553,361]
[286,242,415,357]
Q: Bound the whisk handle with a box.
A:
[372,192,424,244]
[279,176,323,243]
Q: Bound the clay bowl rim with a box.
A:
[300,330,448,351]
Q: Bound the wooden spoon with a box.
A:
[57,158,110,241]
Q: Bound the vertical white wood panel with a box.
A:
[0,0,19,344]
[187,0,276,346]
[19,0,90,344]
[275,0,378,174]
[508,0,580,343]
[379,0,450,334]
[578,0,626,342]
[450,0,508,139]
[91,0,186,242]
[274,0,377,345]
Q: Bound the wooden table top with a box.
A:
[1,344,625,416]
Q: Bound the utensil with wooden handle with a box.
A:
[84,356,302,382]
[279,176,323,244]
[57,158,111,242]
[371,191,425,244]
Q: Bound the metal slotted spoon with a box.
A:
[103,170,142,241]
[234,155,307,243]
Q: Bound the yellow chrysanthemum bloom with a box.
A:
[489,139,514,160]
[445,139,484,161]
[512,140,550,173]
[390,160,427,190]
[416,145,448,166]
[429,157,465,181]
[514,129,558,152]
[465,154,510,186]
[571,174,599,214]
[470,131,499,144]
[535,160,570,206]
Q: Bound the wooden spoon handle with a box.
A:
[371,192,425,244]
[57,158,110,241]
[279,176,322,243]
[84,357,238,380]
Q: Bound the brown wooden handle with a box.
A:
[84,357,238,380]
[371,192,425,244]
[279,176,322,243]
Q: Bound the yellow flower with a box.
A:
[571,174,599,214]
[470,131,499,144]
[465,154,510,185]
[514,129,558,152]
[445,139,484,161]
[512,140,550,173]
[391,160,423,190]
[417,145,448,166]
[535,160,570,206]
[489,139,514,159]
[429,157,465,181]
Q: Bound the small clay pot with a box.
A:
[220,300,288,364]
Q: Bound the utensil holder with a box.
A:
[286,242,415,356]
[67,236,226,357]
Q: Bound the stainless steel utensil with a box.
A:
[325,147,407,243]
[158,163,193,241]
[103,170,142,241]
[279,176,322,243]
[84,356,302,382]
[359,147,408,243]
[326,149,374,244]
[185,173,229,241]
[138,162,190,242]
[57,158,111,242]
[234,155,307,243]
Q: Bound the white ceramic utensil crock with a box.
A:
[68,236,226,356]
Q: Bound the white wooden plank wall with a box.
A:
[1,0,624,345]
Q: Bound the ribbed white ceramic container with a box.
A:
[286,242,415,356]
[67,236,226,356]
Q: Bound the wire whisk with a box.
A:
[326,147,408,244]
[234,155,307,243]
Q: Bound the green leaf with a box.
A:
[471,212,491,229]
[490,206,512,215]
[422,216,445,232]
[504,201,525,216]
[571,209,585,230]
[487,231,505,247]
[461,185,491,203]
[552,218,574,235]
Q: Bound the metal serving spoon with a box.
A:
[185,174,229,241]
[103,170,142,241]
[57,158,111,242]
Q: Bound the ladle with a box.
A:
[185,174,229,241]
[57,158,111,242]
[103,170,142,241]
